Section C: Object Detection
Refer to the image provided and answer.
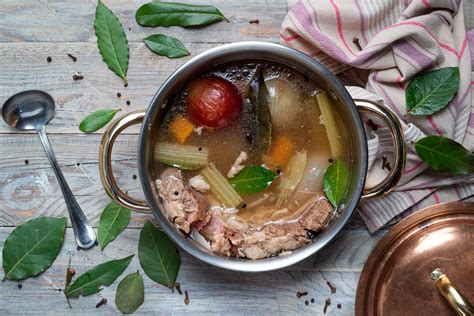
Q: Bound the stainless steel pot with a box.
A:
[98,42,406,272]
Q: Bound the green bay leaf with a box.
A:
[323,160,349,207]
[94,0,129,84]
[229,165,276,195]
[136,2,226,27]
[115,271,145,314]
[415,135,474,175]
[406,67,459,116]
[65,255,133,298]
[138,221,180,288]
[79,108,120,133]
[144,34,190,58]
[98,201,131,250]
[2,217,67,281]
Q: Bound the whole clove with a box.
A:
[96,298,107,308]
[296,291,308,298]
[67,53,77,62]
[249,19,260,24]
[175,282,183,295]
[382,156,392,171]
[72,74,84,81]
[367,119,378,131]
[323,298,331,314]
[66,268,76,285]
[184,291,190,305]
[352,37,363,51]
[326,281,336,293]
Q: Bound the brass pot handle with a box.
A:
[355,100,406,199]
[98,111,150,212]
[431,269,474,315]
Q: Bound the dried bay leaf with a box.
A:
[65,255,134,298]
[138,221,180,288]
[3,217,67,280]
[115,271,145,314]
[98,201,131,250]
[94,0,129,85]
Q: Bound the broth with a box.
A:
[152,61,351,259]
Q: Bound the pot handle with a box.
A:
[98,111,150,212]
[355,100,406,199]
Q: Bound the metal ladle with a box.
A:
[2,90,96,249]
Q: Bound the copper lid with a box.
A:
[356,202,474,316]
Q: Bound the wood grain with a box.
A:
[0,227,385,315]
[0,133,369,229]
[0,0,472,315]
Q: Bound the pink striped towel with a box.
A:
[281,0,474,232]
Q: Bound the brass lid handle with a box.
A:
[431,269,474,316]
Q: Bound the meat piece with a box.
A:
[227,151,248,178]
[189,175,210,192]
[198,196,334,259]
[200,210,235,256]
[239,223,308,259]
[156,168,210,234]
[298,197,333,232]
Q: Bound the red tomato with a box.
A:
[186,76,242,129]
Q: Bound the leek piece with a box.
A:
[201,163,243,208]
[155,143,208,170]
[315,91,343,159]
[276,150,307,207]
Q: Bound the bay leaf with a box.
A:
[136,2,226,27]
[79,108,120,133]
[65,255,134,298]
[229,165,276,195]
[94,0,129,85]
[115,271,145,314]
[323,160,349,207]
[138,221,180,288]
[406,67,459,116]
[98,201,131,251]
[144,34,190,58]
[415,135,474,175]
[2,217,67,281]
[243,68,272,152]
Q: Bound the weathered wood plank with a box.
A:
[0,133,370,229]
[0,0,287,43]
[0,227,385,315]
[0,42,218,134]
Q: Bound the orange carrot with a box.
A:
[264,135,294,167]
[170,115,195,144]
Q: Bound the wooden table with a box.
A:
[0,1,471,315]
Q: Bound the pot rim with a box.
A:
[138,41,368,272]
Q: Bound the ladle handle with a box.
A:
[37,127,96,249]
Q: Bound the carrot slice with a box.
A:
[264,135,294,167]
[170,115,195,144]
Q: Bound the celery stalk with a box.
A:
[201,163,243,208]
[315,92,343,159]
[155,143,208,170]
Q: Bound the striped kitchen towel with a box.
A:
[281,0,474,232]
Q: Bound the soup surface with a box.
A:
[152,61,350,259]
